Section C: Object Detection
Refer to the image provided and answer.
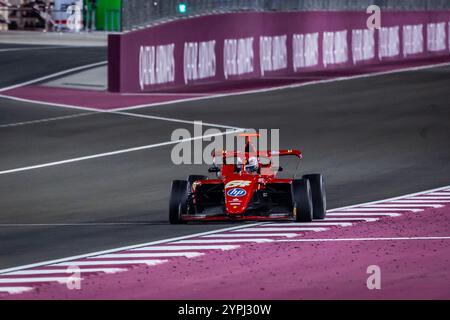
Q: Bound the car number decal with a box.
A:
[225,180,252,188]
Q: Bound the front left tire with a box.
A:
[291,179,313,222]
[302,174,327,219]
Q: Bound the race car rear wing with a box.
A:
[211,149,303,161]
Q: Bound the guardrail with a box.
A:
[121,0,450,31]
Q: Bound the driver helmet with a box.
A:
[245,156,259,173]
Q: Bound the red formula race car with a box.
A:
[169,135,326,224]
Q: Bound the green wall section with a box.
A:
[86,0,121,31]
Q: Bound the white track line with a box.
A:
[0,222,157,227]
[408,196,450,200]
[0,112,94,129]
[0,95,242,129]
[388,200,450,203]
[0,46,78,53]
[173,239,274,244]
[363,204,443,208]
[0,277,76,284]
[276,236,450,243]
[267,222,352,227]
[7,268,126,276]
[202,233,299,238]
[0,129,243,175]
[327,212,401,217]
[96,252,203,259]
[114,111,239,130]
[231,227,328,232]
[130,245,240,251]
[53,259,167,267]
[0,93,103,112]
[340,208,423,212]
[326,185,450,211]
[323,217,379,222]
[0,61,107,92]
[121,92,211,96]
[423,192,450,195]
[0,287,33,294]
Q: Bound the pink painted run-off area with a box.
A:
[2,56,450,110]
[4,197,450,300]
[0,86,210,110]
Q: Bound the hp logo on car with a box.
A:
[227,188,247,197]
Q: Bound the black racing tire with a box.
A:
[302,174,327,219]
[169,180,188,224]
[187,175,208,184]
[291,179,313,222]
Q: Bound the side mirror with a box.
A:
[208,167,220,173]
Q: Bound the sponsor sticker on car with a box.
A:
[227,188,247,197]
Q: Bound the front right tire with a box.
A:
[169,180,188,224]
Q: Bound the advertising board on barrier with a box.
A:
[108,11,450,93]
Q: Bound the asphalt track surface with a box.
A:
[1,44,449,269]
[0,44,106,89]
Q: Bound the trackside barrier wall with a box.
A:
[108,11,450,93]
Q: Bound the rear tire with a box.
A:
[169,180,188,224]
[302,174,327,219]
[291,179,313,222]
